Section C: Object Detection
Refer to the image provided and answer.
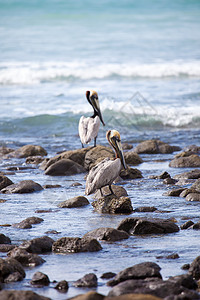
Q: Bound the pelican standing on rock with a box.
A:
[85,130,126,196]
[78,90,105,148]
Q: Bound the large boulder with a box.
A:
[107,262,162,287]
[84,145,114,170]
[73,273,98,287]
[169,154,200,168]
[52,236,102,253]
[94,185,128,199]
[19,236,54,254]
[124,151,143,165]
[6,145,47,158]
[7,247,45,267]
[0,175,13,190]
[134,140,180,154]
[174,169,200,180]
[30,271,50,286]
[117,217,179,235]
[44,158,85,176]
[12,217,43,229]
[1,180,43,194]
[0,233,11,244]
[83,228,129,242]
[120,167,143,180]
[0,257,25,283]
[92,195,133,214]
[0,290,51,300]
[58,196,89,208]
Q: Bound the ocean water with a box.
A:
[0,0,200,299]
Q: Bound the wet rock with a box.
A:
[58,196,89,208]
[52,236,102,253]
[70,182,82,187]
[26,156,44,165]
[188,256,200,280]
[117,217,179,235]
[182,264,190,270]
[186,193,200,202]
[101,272,116,279]
[70,291,105,300]
[30,271,50,286]
[122,143,133,150]
[45,158,85,176]
[191,178,200,192]
[94,185,128,199]
[83,227,129,242]
[179,188,196,198]
[163,177,177,184]
[166,253,179,259]
[6,144,47,158]
[54,280,69,292]
[107,262,162,287]
[120,166,143,180]
[93,185,127,200]
[19,236,54,253]
[181,220,194,229]
[0,290,51,300]
[184,144,200,153]
[45,230,60,235]
[191,222,200,229]
[169,154,200,168]
[124,151,143,165]
[165,188,185,197]
[12,217,44,229]
[149,171,171,180]
[0,146,14,158]
[0,257,26,283]
[4,271,24,283]
[84,145,114,170]
[43,184,61,188]
[73,273,98,287]
[1,180,43,194]
[174,169,200,180]
[134,140,180,154]
[92,195,133,214]
[7,247,45,267]
[0,244,16,253]
[134,207,157,213]
[0,233,11,244]
[0,175,13,190]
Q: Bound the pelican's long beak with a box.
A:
[108,130,127,170]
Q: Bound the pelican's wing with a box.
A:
[85,116,100,144]
[78,116,90,144]
[85,158,121,195]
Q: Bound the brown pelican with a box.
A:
[78,90,105,148]
[85,130,126,196]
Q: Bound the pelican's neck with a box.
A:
[91,109,98,119]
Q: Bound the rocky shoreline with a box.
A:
[0,140,200,299]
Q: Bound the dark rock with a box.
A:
[45,230,60,235]
[149,171,171,180]
[54,280,69,292]
[69,291,105,300]
[0,290,51,300]
[188,256,200,280]
[184,145,200,153]
[92,195,133,214]
[191,222,200,229]
[73,273,97,287]
[181,263,190,270]
[70,182,82,187]
[43,184,61,188]
[169,154,200,168]
[165,188,185,197]
[83,227,129,242]
[134,207,157,213]
[191,178,200,192]
[0,175,13,190]
[186,193,200,202]
[166,253,179,259]
[120,166,143,180]
[6,144,47,158]
[7,247,45,267]
[181,220,194,229]
[19,236,54,253]
[117,217,179,235]
[94,185,128,199]
[124,151,143,165]
[179,188,196,198]
[0,146,14,158]
[122,143,133,150]
[58,196,89,208]
[163,178,177,185]
[107,262,162,286]
[84,145,114,170]
[0,244,16,253]
[134,140,180,154]
[101,272,116,279]
[4,271,24,283]
[168,273,198,290]
[30,271,50,286]
[12,217,43,229]
[174,169,200,180]
[1,180,43,194]
[45,158,85,176]
[26,156,44,165]
[0,233,11,244]
[0,257,25,283]
[52,236,102,253]
[35,209,54,213]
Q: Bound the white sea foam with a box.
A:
[0,60,200,84]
